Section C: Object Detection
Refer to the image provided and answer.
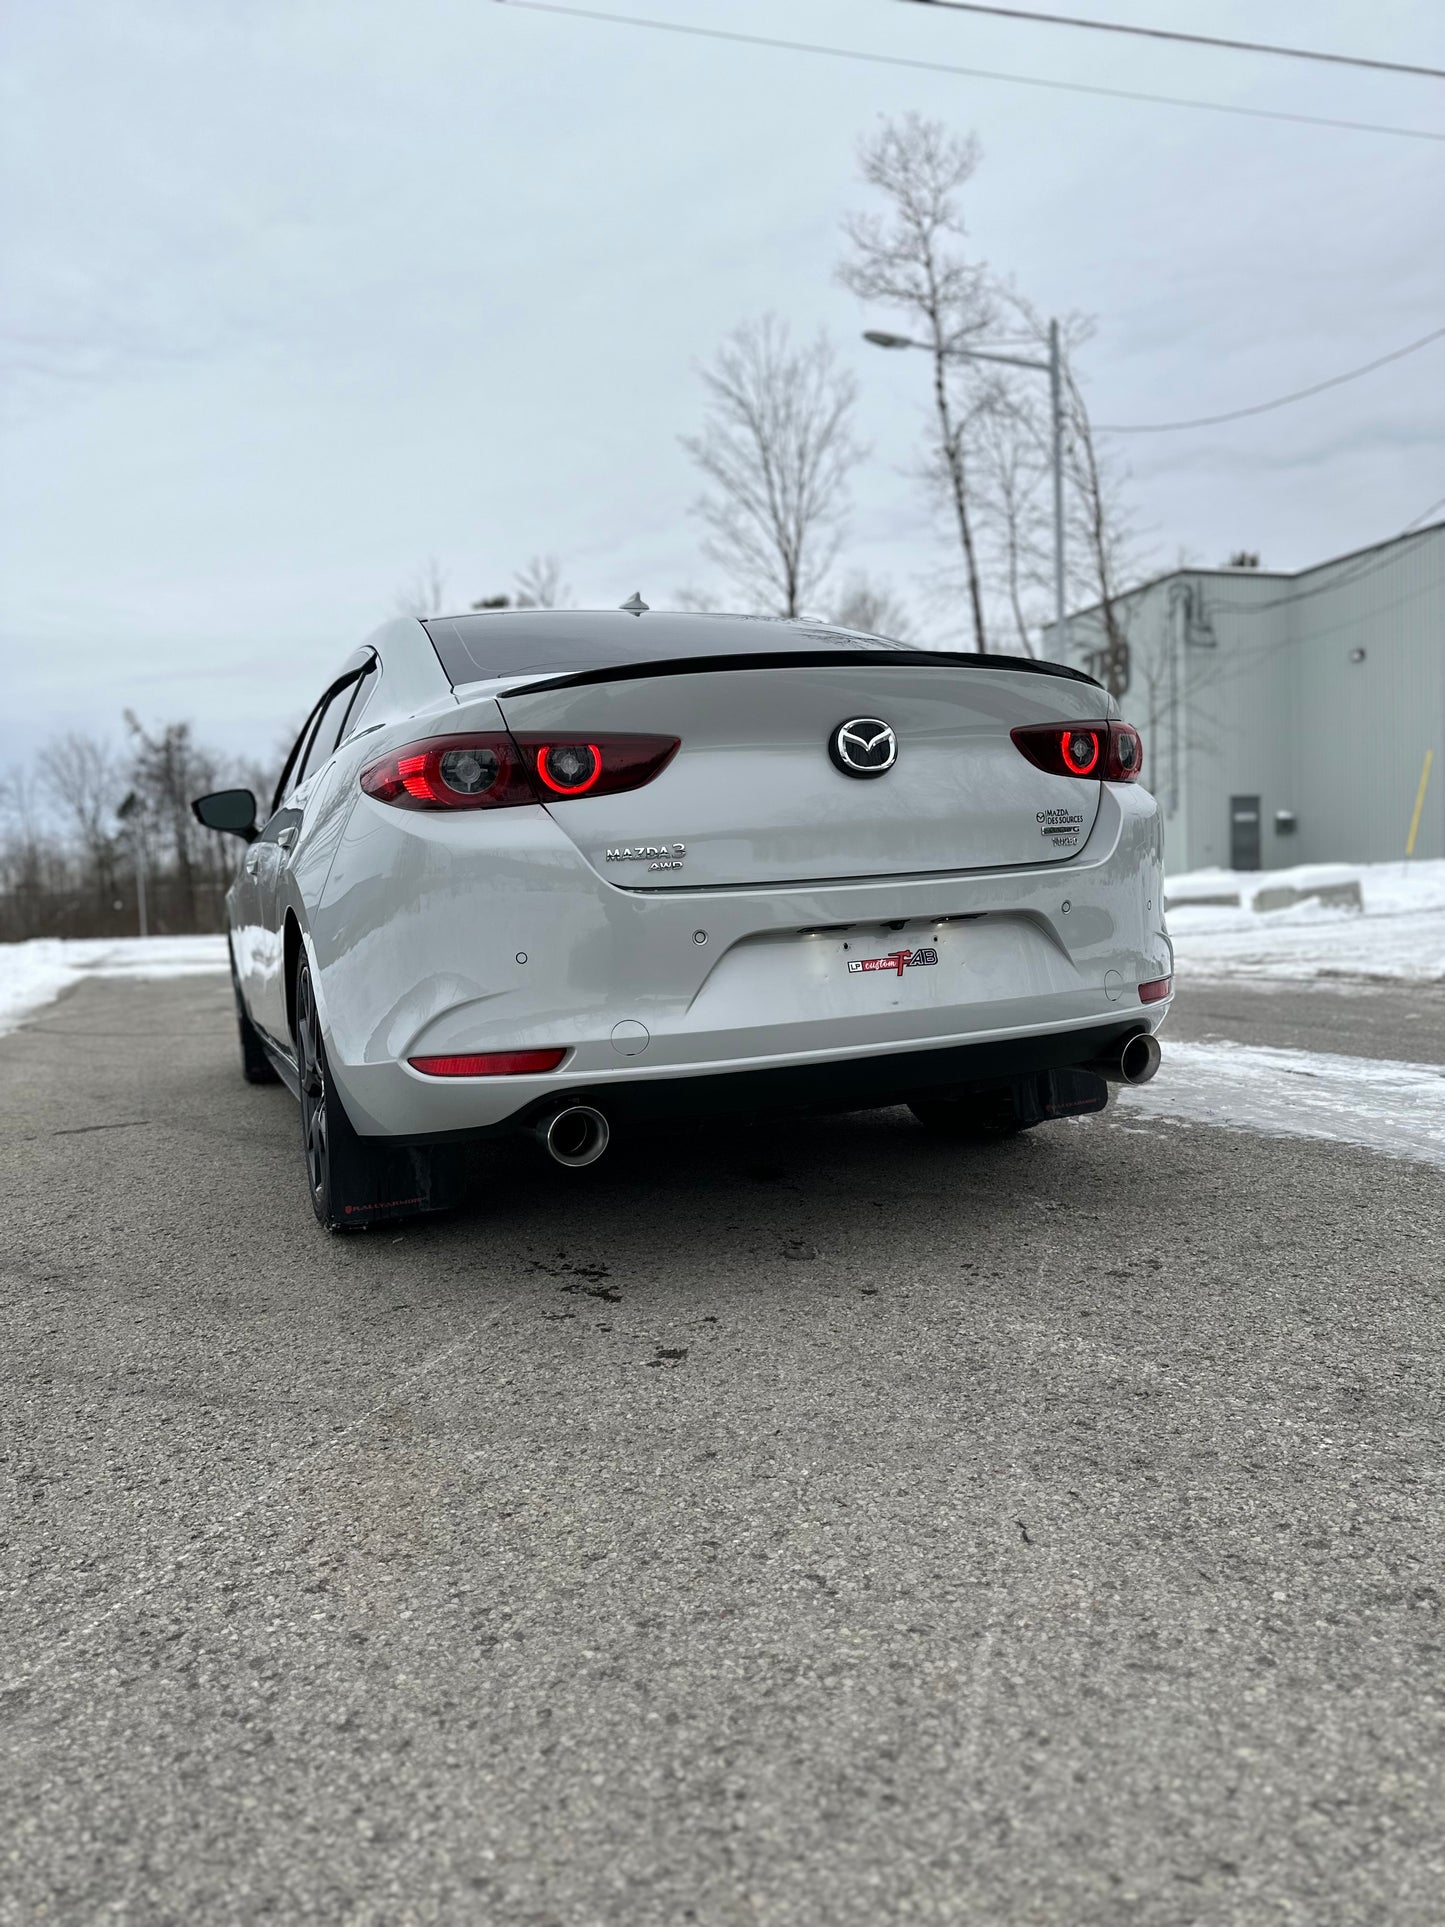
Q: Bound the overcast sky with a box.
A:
[2,0,1441,773]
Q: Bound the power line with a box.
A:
[898,1,1445,84]
[1095,325,1445,434]
[1402,492,1445,532]
[1200,512,1445,612]
[489,2,1445,143]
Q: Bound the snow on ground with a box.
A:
[1168,859,1445,985]
[1118,1040,1445,1170]
[0,936,227,1038]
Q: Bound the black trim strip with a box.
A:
[398,1021,1142,1145]
[492,649,1102,699]
[263,1037,302,1101]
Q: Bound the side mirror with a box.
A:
[192,789,258,843]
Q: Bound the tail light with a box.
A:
[360,732,678,810]
[1138,977,1171,1004]
[1010,720,1143,783]
[513,734,679,799]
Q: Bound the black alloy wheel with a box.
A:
[296,962,330,1213]
[293,955,445,1232]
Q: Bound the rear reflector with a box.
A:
[408,1049,567,1076]
[1138,977,1171,1004]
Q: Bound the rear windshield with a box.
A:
[424,610,922,686]
[423,609,1096,691]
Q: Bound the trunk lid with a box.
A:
[495,661,1106,889]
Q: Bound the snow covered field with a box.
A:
[0,935,227,1038]
[1168,859,1445,985]
[1119,1041,1445,1171]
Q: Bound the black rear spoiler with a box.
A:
[497,649,1102,699]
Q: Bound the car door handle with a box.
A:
[277,826,298,852]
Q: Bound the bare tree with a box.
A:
[1061,357,1139,696]
[967,377,1052,657]
[394,557,448,617]
[123,713,227,927]
[38,732,122,906]
[513,555,572,609]
[839,115,997,653]
[830,573,914,640]
[681,316,862,618]
[977,295,1142,685]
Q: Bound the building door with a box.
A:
[1230,795,1262,871]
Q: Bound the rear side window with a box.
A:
[294,680,357,790]
[335,662,378,744]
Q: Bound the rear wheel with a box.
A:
[295,960,444,1232]
[908,1090,1036,1140]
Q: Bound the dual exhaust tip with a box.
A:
[536,1103,610,1167]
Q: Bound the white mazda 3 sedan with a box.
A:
[193,608,1172,1230]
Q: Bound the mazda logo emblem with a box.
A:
[829,717,897,779]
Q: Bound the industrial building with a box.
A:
[1050,521,1444,871]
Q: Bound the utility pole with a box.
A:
[1048,319,1068,663]
[864,322,1069,659]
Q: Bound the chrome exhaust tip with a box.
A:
[538,1104,610,1168]
[1087,1030,1162,1087]
[1119,1032,1162,1085]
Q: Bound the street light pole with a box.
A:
[863,325,1070,661]
[1048,318,1067,663]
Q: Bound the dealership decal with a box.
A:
[848,947,938,977]
[1036,807,1085,848]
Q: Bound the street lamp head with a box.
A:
[862,330,915,350]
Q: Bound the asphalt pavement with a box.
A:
[3,974,1443,1926]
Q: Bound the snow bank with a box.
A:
[0,936,228,1038]
[1119,1040,1445,1170]
[1167,859,1445,984]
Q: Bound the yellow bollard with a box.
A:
[1406,747,1434,858]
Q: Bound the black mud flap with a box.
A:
[1012,1067,1110,1125]
[325,1111,473,1233]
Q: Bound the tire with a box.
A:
[908,1090,1036,1140]
[231,951,279,1085]
[295,960,444,1232]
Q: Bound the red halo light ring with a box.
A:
[1061,729,1101,776]
[534,743,603,795]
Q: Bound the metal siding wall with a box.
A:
[1290,530,1444,862]
[1058,530,1443,871]
[1178,580,1295,871]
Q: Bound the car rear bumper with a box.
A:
[328,1006,1164,1138]
[307,781,1170,1138]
